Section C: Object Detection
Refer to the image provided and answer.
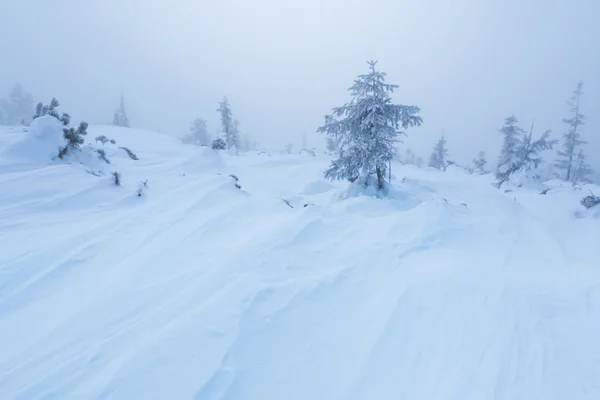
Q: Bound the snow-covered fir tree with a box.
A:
[428,134,448,170]
[325,137,339,153]
[113,94,130,128]
[472,151,488,173]
[231,119,240,153]
[571,149,593,183]
[555,82,587,182]
[495,122,556,187]
[317,60,422,190]
[184,118,210,146]
[0,84,34,125]
[497,115,525,174]
[217,97,238,151]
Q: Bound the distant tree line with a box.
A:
[2,74,595,190]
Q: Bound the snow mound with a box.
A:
[180,146,224,173]
[339,176,435,206]
[301,180,336,195]
[2,116,64,163]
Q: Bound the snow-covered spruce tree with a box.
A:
[555,82,586,182]
[325,137,340,153]
[217,97,238,151]
[571,149,593,183]
[113,94,130,128]
[496,115,525,176]
[472,151,488,173]
[318,60,422,190]
[231,119,240,152]
[428,134,448,170]
[184,118,210,146]
[0,84,34,125]
[495,123,556,187]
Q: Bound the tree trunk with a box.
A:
[376,167,383,190]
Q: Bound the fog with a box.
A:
[1,0,598,169]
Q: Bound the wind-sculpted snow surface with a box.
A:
[0,126,599,400]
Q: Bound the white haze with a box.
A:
[1,0,598,169]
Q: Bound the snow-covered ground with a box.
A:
[1,124,599,400]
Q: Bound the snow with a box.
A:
[1,125,599,399]
[2,115,65,164]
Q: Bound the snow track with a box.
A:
[0,126,599,399]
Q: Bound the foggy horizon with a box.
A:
[1,0,598,170]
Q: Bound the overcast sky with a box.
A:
[1,0,598,168]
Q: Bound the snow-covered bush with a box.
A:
[137,180,148,197]
[30,98,89,160]
[95,135,111,145]
[212,138,227,150]
[58,122,88,159]
[96,148,111,164]
[581,195,600,209]
[229,174,241,189]
[299,148,316,157]
[119,146,139,160]
[112,171,121,186]
[33,98,70,126]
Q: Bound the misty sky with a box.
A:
[1,0,598,168]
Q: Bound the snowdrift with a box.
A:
[0,124,599,400]
[2,115,65,163]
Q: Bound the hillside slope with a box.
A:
[1,125,599,400]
